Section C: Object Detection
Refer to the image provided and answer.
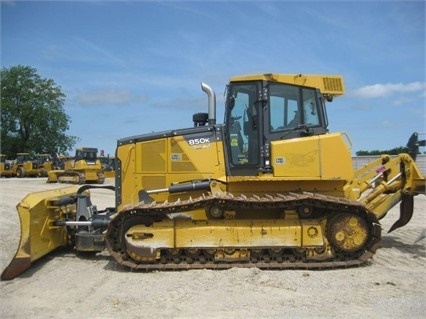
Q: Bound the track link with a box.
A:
[105,192,382,271]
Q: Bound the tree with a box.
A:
[356,132,426,157]
[355,147,408,156]
[1,65,79,158]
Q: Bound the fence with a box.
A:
[352,155,426,175]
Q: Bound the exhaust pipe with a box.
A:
[201,82,216,125]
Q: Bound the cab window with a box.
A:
[269,84,299,131]
[226,83,260,166]
[269,84,320,132]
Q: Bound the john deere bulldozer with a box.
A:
[47,147,105,184]
[2,73,425,280]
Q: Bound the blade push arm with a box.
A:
[344,153,425,232]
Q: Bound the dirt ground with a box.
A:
[0,178,425,319]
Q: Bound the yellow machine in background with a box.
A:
[35,154,53,177]
[2,73,425,280]
[99,156,116,178]
[0,154,14,177]
[47,147,105,184]
[12,152,45,177]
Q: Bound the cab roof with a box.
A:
[229,73,345,97]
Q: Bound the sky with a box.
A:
[1,0,425,156]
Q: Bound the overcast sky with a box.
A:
[1,0,425,156]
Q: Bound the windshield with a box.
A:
[16,154,31,163]
[76,150,97,161]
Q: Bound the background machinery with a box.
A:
[47,147,105,184]
[12,152,45,177]
[2,73,424,279]
[0,154,14,177]
[35,154,53,177]
[99,155,116,178]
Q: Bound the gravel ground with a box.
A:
[0,178,425,319]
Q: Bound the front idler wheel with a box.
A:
[327,213,369,253]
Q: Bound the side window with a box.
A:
[270,96,284,130]
[286,99,299,127]
[269,84,300,131]
[303,88,319,126]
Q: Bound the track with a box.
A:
[105,192,382,270]
[58,172,86,184]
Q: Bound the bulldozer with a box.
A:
[2,73,425,280]
[47,147,105,184]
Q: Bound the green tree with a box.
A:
[1,65,79,157]
[356,146,410,156]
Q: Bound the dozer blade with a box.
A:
[46,170,64,183]
[388,193,414,233]
[1,186,80,280]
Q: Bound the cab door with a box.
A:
[225,81,263,176]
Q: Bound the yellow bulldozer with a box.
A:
[2,73,425,280]
[47,147,105,184]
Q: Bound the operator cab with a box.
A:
[75,148,98,164]
[224,74,343,176]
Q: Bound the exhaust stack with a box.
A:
[201,82,216,125]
